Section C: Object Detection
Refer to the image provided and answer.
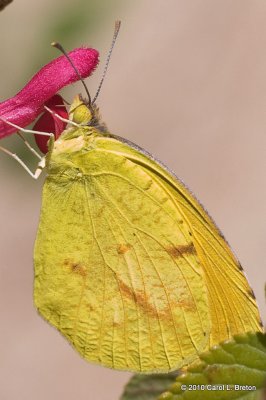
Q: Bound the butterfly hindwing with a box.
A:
[34,126,262,373]
[34,129,211,372]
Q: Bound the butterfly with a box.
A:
[33,92,263,373]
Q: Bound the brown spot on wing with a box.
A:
[117,279,196,321]
[166,243,196,258]
[238,263,243,271]
[176,298,197,312]
[63,259,87,277]
[118,280,158,318]
[117,244,132,254]
[248,289,256,300]
[71,263,87,277]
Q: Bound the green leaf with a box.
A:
[120,372,179,400]
[158,332,266,400]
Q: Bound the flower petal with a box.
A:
[0,47,99,138]
[34,95,68,154]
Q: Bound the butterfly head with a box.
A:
[69,94,107,132]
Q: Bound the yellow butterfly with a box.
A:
[34,93,263,373]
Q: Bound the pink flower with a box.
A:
[0,47,99,150]
[33,94,68,154]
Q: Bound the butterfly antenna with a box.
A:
[92,20,121,104]
[51,41,92,108]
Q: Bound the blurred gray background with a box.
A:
[0,1,265,399]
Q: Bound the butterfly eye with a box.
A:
[71,103,92,125]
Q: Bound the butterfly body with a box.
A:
[34,97,262,373]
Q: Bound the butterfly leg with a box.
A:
[0,118,53,177]
[0,117,52,137]
[0,145,45,179]
[44,105,80,127]
[17,132,42,160]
